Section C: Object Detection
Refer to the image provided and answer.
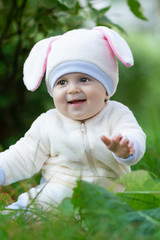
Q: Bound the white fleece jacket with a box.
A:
[0,100,146,209]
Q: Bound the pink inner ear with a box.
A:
[32,36,60,91]
[94,28,132,68]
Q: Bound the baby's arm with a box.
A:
[101,134,135,159]
[0,114,49,186]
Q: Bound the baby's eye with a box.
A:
[56,80,67,86]
[80,78,89,83]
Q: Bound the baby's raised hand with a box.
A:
[101,134,135,159]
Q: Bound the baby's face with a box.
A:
[52,73,109,121]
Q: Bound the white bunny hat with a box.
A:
[23,26,134,97]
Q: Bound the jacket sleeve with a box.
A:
[109,102,146,166]
[0,166,5,185]
[0,114,50,185]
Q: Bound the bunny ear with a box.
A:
[93,26,134,67]
[23,36,60,91]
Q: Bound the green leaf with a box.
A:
[72,180,131,233]
[118,170,159,191]
[40,0,57,8]
[127,0,147,20]
[71,180,160,238]
[57,0,77,8]
[98,5,111,15]
[117,170,160,210]
[96,15,126,35]
[58,198,74,217]
[126,208,160,236]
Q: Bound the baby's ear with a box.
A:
[105,92,110,102]
[23,36,60,92]
[93,26,134,67]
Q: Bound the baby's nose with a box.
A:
[67,83,81,94]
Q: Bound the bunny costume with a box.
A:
[0,26,145,210]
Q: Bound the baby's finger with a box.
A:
[129,144,135,155]
[101,135,111,146]
[113,134,122,144]
[120,136,129,147]
[130,148,135,155]
[128,140,134,149]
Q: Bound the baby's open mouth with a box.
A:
[68,99,86,104]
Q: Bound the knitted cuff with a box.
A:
[0,166,5,185]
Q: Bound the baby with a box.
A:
[0,26,146,210]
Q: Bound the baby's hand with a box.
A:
[101,134,135,159]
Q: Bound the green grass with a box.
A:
[0,174,160,240]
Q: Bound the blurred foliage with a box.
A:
[127,0,147,20]
[113,32,160,138]
[1,174,160,240]
[0,0,148,148]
